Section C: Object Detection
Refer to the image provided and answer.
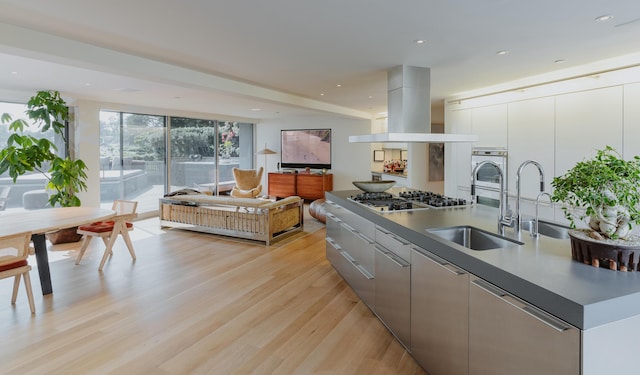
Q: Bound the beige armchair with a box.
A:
[231,167,263,198]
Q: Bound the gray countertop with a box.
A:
[326,189,640,330]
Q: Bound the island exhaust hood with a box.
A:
[349,65,478,143]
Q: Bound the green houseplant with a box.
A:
[0,90,88,208]
[551,146,640,270]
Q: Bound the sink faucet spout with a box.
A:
[515,160,545,233]
[471,160,511,235]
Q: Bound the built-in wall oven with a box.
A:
[471,148,508,207]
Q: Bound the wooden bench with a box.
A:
[159,195,303,245]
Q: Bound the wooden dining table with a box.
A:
[0,207,115,295]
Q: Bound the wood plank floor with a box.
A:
[0,219,427,375]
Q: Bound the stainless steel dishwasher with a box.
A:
[411,247,469,375]
[374,227,411,349]
[469,277,580,375]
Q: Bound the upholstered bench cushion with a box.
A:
[0,259,28,272]
[79,221,133,233]
[162,194,301,209]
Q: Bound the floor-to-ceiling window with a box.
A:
[100,111,254,215]
[99,111,166,215]
[169,118,253,194]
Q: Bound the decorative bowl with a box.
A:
[352,180,396,192]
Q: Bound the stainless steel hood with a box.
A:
[349,65,478,143]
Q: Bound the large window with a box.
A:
[100,111,254,215]
[169,118,253,195]
[100,111,166,215]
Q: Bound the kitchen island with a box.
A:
[326,189,640,375]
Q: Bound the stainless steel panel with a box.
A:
[411,247,469,375]
[325,237,344,276]
[340,221,375,276]
[469,277,580,375]
[375,226,411,261]
[341,249,375,308]
[375,245,411,348]
[337,206,376,239]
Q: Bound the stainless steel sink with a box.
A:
[428,225,523,250]
[521,219,571,239]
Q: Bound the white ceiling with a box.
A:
[1,0,640,121]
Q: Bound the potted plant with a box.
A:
[551,145,640,271]
[0,90,88,243]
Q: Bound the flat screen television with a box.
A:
[280,128,332,169]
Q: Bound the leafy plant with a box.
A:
[551,146,640,239]
[0,90,88,207]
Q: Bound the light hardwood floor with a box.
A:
[0,219,427,375]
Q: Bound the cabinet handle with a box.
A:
[474,279,571,333]
[326,236,341,250]
[415,247,466,276]
[342,223,374,244]
[471,278,507,298]
[375,246,410,268]
[339,249,374,280]
[377,227,410,246]
[339,249,356,263]
[326,212,341,223]
[502,297,571,333]
[355,264,374,280]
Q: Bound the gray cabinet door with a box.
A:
[411,247,469,375]
[374,245,411,348]
[469,277,580,375]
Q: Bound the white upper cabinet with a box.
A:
[471,104,508,148]
[555,86,623,176]
[507,97,555,200]
[624,83,640,159]
[445,108,472,197]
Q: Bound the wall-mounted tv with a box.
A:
[280,128,332,169]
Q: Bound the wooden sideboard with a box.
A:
[268,172,333,200]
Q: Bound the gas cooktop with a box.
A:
[348,190,470,212]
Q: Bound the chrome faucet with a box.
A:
[515,160,545,233]
[471,160,512,235]
[533,192,552,237]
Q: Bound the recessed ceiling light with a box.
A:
[596,15,614,22]
[336,84,342,87]
[10,71,17,75]
[414,39,426,45]
[496,50,509,56]
[84,82,92,86]
[368,95,373,99]
[251,108,261,111]
[320,93,325,96]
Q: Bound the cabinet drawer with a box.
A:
[326,237,344,276]
[341,251,375,308]
[327,237,374,307]
[375,227,411,262]
[341,221,375,275]
[326,200,375,239]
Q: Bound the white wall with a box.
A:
[257,115,372,191]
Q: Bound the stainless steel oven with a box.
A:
[471,148,507,207]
